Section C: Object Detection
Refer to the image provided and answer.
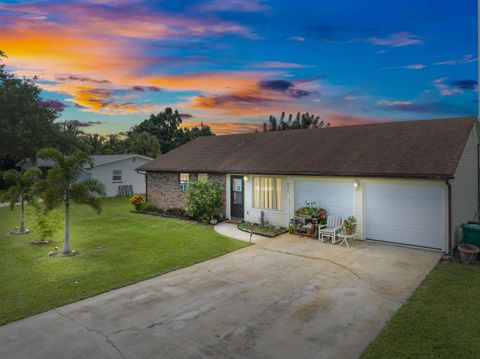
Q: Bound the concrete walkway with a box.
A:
[0,233,441,359]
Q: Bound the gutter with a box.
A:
[446,178,452,254]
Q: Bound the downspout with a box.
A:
[446,178,452,254]
[478,143,480,220]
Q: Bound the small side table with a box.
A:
[335,232,357,248]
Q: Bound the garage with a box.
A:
[294,180,354,218]
[363,181,446,250]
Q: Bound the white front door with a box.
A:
[363,181,446,250]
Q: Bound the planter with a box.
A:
[201,218,210,225]
[346,228,353,235]
[458,243,480,264]
[306,227,315,236]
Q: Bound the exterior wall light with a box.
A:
[243,175,248,181]
[353,180,359,189]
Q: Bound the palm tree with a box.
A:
[37,148,106,254]
[1,167,42,234]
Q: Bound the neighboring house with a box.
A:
[17,154,152,197]
[137,117,479,253]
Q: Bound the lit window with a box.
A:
[112,170,122,182]
[179,173,190,191]
[253,177,282,210]
[197,173,208,181]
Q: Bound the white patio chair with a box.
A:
[319,216,343,243]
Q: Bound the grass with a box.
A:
[0,197,249,325]
[238,221,287,237]
[362,261,480,358]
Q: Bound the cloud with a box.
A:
[434,54,478,66]
[65,119,102,127]
[181,120,261,135]
[56,75,111,84]
[381,64,426,70]
[251,61,312,69]
[451,80,478,90]
[192,93,275,108]
[38,99,68,110]
[367,31,424,47]
[287,36,305,42]
[377,98,465,114]
[258,79,293,91]
[258,79,311,98]
[377,99,413,106]
[195,0,269,13]
[312,28,423,48]
[131,85,162,92]
[434,77,478,96]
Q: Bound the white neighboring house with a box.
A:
[17,154,152,197]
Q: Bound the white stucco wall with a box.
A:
[229,173,449,250]
[91,156,150,196]
[451,126,479,247]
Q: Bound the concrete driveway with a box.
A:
[0,236,440,359]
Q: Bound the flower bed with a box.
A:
[238,222,287,238]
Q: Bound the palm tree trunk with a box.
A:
[19,193,25,233]
[64,198,71,254]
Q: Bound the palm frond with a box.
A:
[20,167,42,187]
[2,169,21,184]
[70,179,106,213]
[37,147,65,167]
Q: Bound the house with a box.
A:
[17,154,152,197]
[137,117,479,253]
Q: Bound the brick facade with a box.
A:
[146,172,227,217]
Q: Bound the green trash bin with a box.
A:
[461,223,480,248]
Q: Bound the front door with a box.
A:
[230,176,244,219]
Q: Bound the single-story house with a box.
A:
[137,117,479,253]
[17,154,152,197]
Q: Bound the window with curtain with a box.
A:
[253,177,282,210]
[179,173,190,191]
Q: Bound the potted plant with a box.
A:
[342,216,357,235]
[129,194,145,211]
[201,215,210,225]
[305,222,315,236]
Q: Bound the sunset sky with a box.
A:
[0,0,477,135]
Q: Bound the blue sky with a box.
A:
[0,0,477,134]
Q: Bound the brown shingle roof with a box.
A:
[138,117,477,178]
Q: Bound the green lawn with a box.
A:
[0,197,248,325]
[362,261,480,358]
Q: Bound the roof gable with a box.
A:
[137,117,477,178]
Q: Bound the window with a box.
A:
[197,173,208,181]
[179,173,190,191]
[253,177,282,210]
[112,170,122,182]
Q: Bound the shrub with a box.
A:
[186,179,223,221]
[129,194,145,210]
[166,207,187,218]
[33,206,60,243]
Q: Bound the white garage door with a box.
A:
[363,182,446,250]
[294,180,354,218]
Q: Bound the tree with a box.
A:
[126,132,161,158]
[81,133,106,155]
[102,134,125,155]
[132,107,184,153]
[54,121,84,155]
[37,148,106,254]
[186,179,223,221]
[0,51,62,166]
[1,167,42,234]
[132,108,215,154]
[263,112,329,131]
